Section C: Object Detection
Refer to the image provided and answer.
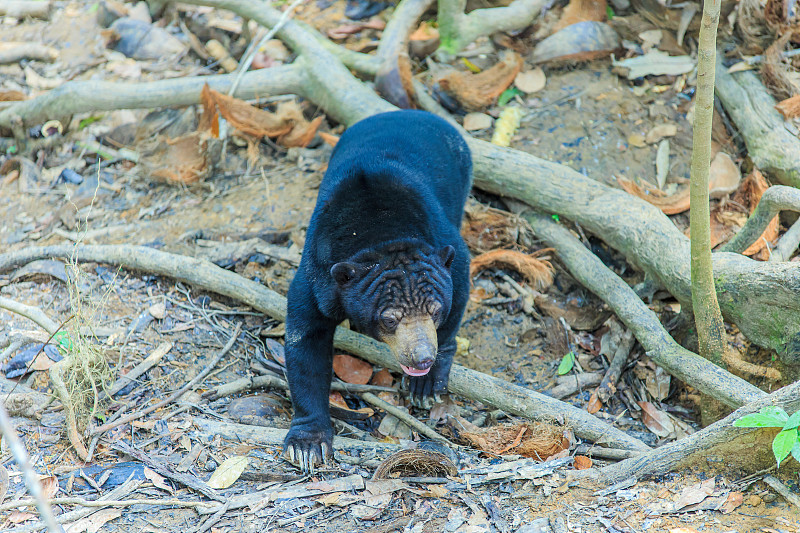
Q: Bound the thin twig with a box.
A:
[0,403,63,533]
[228,0,306,96]
[0,297,59,334]
[361,392,454,445]
[92,323,241,434]
[0,496,213,513]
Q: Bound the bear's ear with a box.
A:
[331,262,358,286]
[438,245,456,269]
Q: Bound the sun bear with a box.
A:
[283,110,472,471]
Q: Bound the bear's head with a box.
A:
[330,243,455,376]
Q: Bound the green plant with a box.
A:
[734,407,800,467]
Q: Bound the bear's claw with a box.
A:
[283,427,332,474]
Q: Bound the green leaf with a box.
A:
[498,87,522,106]
[551,214,560,222]
[557,351,575,375]
[772,428,797,466]
[784,410,800,430]
[78,116,103,130]
[734,406,789,428]
[791,441,800,464]
[606,5,615,18]
[53,331,73,352]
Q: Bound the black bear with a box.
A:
[283,110,472,471]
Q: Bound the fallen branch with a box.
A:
[715,54,800,188]
[770,217,800,262]
[0,243,649,452]
[0,65,306,132]
[546,373,602,400]
[0,0,51,18]
[436,0,547,56]
[0,496,212,513]
[0,43,58,64]
[203,373,396,401]
[763,474,800,511]
[105,342,172,398]
[92,323,241,435]
[522,212,766,408]
[0,296,59,334]
[596,330,634,404]
[589,380,800,484]
[195,417,399,452]
[720,185,800,254]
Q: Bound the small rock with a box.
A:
[514,68,546,93]
[148,302,166,320]
[463,112,493,131]
[627,134,646,148]
[645,123,678,144]
[109,18,185,60]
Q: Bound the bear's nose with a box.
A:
[410,342,435,369]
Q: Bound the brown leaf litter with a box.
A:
[470,249,554,290]
[553,0,607,33]
[461,204,527,253]
[462,422,570,460]
[373,449,458,479]
[438,51,523,110]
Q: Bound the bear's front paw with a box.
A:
[405,369,448,409]
[283,425,333,473]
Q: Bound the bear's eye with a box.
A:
[380,312,399,331]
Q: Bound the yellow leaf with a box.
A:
[207,456,248,489]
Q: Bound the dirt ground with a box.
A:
[1,1,799,532]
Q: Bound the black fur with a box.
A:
[283,110,472,467]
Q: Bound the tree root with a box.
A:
[0,243,650,452]
[771,217,800,262]
[523,212,766,408]
[587,379,800,484]
[720,185,800,254]
[436,0,547,56]
[715,54,800,189]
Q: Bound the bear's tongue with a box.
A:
[401,365,431,377]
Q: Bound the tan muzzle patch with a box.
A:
[383,315,438,376]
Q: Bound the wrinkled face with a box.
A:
[331,246,454,375]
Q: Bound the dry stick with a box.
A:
[596,330,635,404]
[0,0,51,18]
[203,373,396,401]
[92,323,241,435]
[0,402,63,533]
[770,217,800,262]
[0,244,649,452]
[104,341,172,398]
[0,43,58,64]
[112,440,224,502]
[523,213,765,408]
[361,392,453,445]
[545,373,602,400]
[0,296,59,334]
[4,479,143,533]
[1,3,798,360]
[0,496,212,513]
[763,474,800,511]
[0,64,306,130]
[719,186,800,254]
[589,380,800,484]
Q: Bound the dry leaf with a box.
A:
[645,123,678,144]
[775,94,800,118]
[573,455,593,470]
[554,0,607,32]
[735,169,780,257]
[200,84,291,138]
[317,492,342,506]
[8,511,36,524]
[514,68,547,93]
[439,51,523,110]
[144,467,173,493]
[720,491,743,513]
[709,152,741,198]
[470,249,554,290]
[333,353,373,384]
[532,21,620,64]
[207,456,248,489]
[617,177,690,214]
[149,133,207,184]
[0,90,26,101]
[370,368,394,387]
[637,401,674,438]
[628,134,647,147]
[39,475,59,499]
[64,508,122,533]
[409,21,439,41]
[327,17,385,39]
[673,479,715,511]
[319,132,340,146]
